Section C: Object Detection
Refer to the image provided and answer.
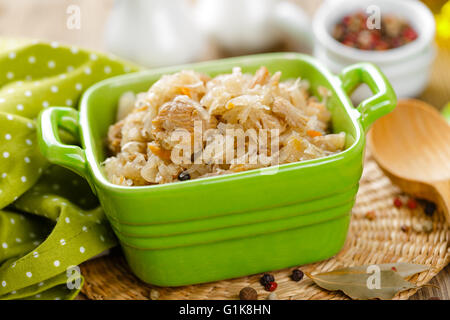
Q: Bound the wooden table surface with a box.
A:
[1,0,448,300]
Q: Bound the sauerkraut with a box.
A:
[104,67,346,186]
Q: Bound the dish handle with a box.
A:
[339,63,397,133]
[37,107,89,181]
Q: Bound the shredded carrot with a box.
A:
[291,138,303,151]
[307,130,322,138]
[135,105,148,112]
[226,102,235,110]
[231,165,245,172]
[148,144,172,160]
[180,87,191,98]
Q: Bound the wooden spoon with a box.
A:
[368,99,450,222]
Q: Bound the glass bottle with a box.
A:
[421,0,450,47]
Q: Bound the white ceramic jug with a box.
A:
[105,0,207,67]
[105,0,313,66]
[195,0,313,54]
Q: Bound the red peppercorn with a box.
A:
[403,27,418,41]
[343,39,356,47]
[365,211,376,221]
[407,198,418,209]
[264,281,277,292]
[374,40,389,51]
[394,197,403,208]
[391,267,397,272]
[343,15,351,26]
[401,225,410,233]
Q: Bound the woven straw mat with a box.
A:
[80,149,449,300]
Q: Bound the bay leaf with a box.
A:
[306,265,423,300]
[370,263,429,278]
[336,263,430,278]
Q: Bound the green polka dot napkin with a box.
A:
[0,38,140,300]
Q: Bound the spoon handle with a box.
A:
[434,180,450,223]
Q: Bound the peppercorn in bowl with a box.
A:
[37,53,396,286]
[312,0,435,98]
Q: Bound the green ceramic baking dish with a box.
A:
[37,53,396,286]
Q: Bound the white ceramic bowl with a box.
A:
[313,0,436,100]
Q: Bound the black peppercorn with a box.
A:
[424,201,436,216]
[291,269,304,282]
[259,273,275,286]
[178,171,191,181]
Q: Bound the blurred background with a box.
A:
[0,0,317,52]
[0,0,449,109]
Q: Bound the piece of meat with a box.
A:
[151,95,217,149]
[272,97,309,129]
